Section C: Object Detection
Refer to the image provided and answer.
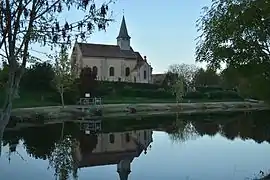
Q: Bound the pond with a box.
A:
[1,111,270,180]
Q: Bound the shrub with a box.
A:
[184,91,205,99]
[196,86,223,93]
[207,90,243,100]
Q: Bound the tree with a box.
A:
[172,77,185,104]
[79,67,97,97]
[193,68,220,87]
[196,0,270,100]
[53,46,74,108]
[0,0,113,134]
[21,62,55,91]
[167,63,198,92]
[48,135,79,180]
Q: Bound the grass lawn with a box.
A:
[0,90,245,109]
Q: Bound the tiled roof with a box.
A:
[77,43,137,59]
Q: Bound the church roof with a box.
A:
[78,150,141,168]
[77,43,138,59]
[117,16,131,39]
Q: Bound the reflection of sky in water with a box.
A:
[1,131,270,180]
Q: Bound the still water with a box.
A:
[1,111,270,180]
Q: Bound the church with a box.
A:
[71,16,153,84]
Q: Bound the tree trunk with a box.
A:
[0,68,22,134]
[61,122,65,139]
[60,86,65,108]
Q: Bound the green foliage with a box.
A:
[48,135,78,180]
[196,0,270,101]
[79,67,97,97]
[185,91,205,99]
[21,62,55,91]
[193,68,220,87]
[172,78,185,103]
[196,0,270,67]
[53,46,75,107]
[206,90,243,100]
[195,86,224,93]
[220,64,270,100]
[184,90,243,101]
[0,0,114,119]
[167,63,198,88]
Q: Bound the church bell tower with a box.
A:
[117,16,131,50]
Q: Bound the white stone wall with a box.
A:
[131,63,152,84]
[92,129,153,153]
[71,46,153,83]
[80,56,153,83]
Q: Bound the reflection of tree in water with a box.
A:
[23,125,62,160]
[221,120,240,140]
[48,129,98,180]
[192,120,220,137]
[48,135,79,180]
[251,118,270,144]
[2,130,21,152]
[167,111,270,144]
[168,119,199,143]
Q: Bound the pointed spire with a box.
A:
[117,16,130,39]
[117,170,131,180]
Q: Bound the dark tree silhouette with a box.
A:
[79,67,97,97]
[0,0,114,134]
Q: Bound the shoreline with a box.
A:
[7,101,269,122]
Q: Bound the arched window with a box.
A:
[109,67,114,76]
[93,66,98,74]
[109,134,115,144]
[144,131,147,140]
[125,67,130,76]
[144,70,147,79]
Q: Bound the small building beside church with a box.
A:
[71,16,153,84]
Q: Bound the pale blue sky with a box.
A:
[85,0,212,73]
[30,0,211,73]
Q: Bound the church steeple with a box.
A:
[117,16,131,50]
[117,159,132,180]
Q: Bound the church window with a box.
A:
[134,77,136,82]
[144,70,147,79]
[125,67,130,76]
[109,134,115,144]
[93,66,98,74]
[144,131,147,140]
[109,67,114,76]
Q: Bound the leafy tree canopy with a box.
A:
[193,68,220,87]
[196,0,270,69]
[196,0,270,100]
[21,62,55,91]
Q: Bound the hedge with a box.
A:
[97,81,167,90]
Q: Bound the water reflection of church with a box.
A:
[73,129,153,180]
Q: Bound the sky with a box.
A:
[26,0,212,73]
[85,0,212,74]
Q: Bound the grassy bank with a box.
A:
[0,89,245,109]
